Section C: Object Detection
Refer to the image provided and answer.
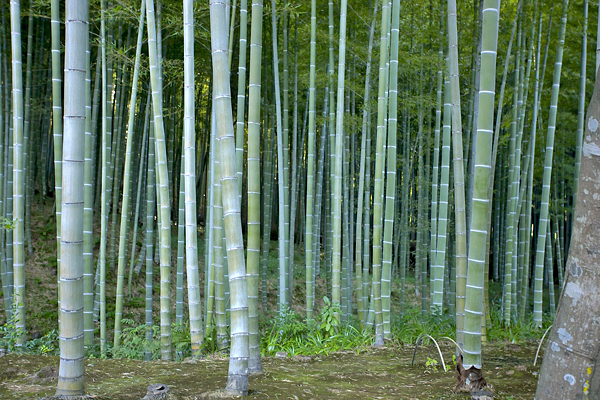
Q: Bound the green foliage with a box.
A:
[319,296,340,337]
[0,302,58,356]
[0,302,23,352]
[425,356,439,371]
[260,299,372,357]
[200,324,224,354]
[25,330,59,355]
[487,300,551,342]
[0,216,15,230]
[391,307,455,345]
[91,320,191,360]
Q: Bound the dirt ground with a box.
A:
[0,342,541,399]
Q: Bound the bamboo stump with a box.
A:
[142,384,177,400]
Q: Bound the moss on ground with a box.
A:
[0,342,540,399]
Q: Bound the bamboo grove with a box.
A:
[0,0,596,396]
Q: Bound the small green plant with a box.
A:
[25,330,59,355]
[111,319,154,359]
[0,216,16,230]
[425,356,439,371]
[319,296,340,337]
[0,302,23,353]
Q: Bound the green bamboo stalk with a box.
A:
[10,0,25,347]
[282,4,292,300]
[55,0,88,394]
[435,56,451,315]
[260,114,273,311]
[305,0,317,323]
[109,58,128,273]
[0,30,7,321]
[22,13,32,257]
[176,161,185,325]
[210,0,250,392]
[448,0,468,350]
[381,0,399,337]
[146,0,172,360]
[325,0,335,298]
[331,0,349,322]
[114,0,145,349]
[487,0,520,301]
[83,30,95,350]
[2,11,12,316]
[463,0,500,371]
[417,100,427,317]
[98,0,111,356]
[271,0,288,310]
[355,0,378,329]
[144,121,156,361]
[235,0,248,201]
[573,0,587,210]
[51,0,63,289]
[246,0,263,374]
[183,0,203,359]
[533,0,568,328]
[288,20,300,300]
[430,4,444,312]
[371,0,391,347]
[212,117,227,350]
[128,95,150,298]
[546,223,555,315]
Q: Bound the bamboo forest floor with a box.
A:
[0,342,540,399]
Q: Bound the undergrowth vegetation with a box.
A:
[1,292,551,360]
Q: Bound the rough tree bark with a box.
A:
[535,67,600,400]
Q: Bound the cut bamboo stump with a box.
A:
[142,384,177,400]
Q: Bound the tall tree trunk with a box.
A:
[272,0,287,310]
[573,0,587,214]
[183,0,203,360]
[246,0,263,374]
[10,0,25,347]
[536,65,600,400]
[146,0,173,360]
[381,0,400,337]
[305,0,317,323]
[114,0,145,350]
[332,0,349,322]
[462,0,500,374]
[533,0,569,328]
[210,0,250,394]
[371,0,391,348]
[449,0,468,349]
[56,0,88,395]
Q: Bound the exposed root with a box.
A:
[454,354,488,393]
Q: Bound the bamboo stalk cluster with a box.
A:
[0,0,592,395]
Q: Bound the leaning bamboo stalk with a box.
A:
[113,0,146,350]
